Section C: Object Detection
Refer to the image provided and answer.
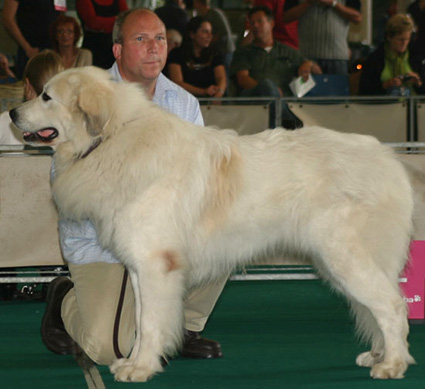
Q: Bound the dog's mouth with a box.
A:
[23,128,58,143]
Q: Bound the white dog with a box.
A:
[10,67,415,382]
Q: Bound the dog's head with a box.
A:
[10,66,134,157]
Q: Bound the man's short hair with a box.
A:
[112,9,134,44]
[248,6,274,21]
[112,8,164,44]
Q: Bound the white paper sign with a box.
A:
[289,75,316,98]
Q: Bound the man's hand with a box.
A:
[25,46,40,60]
[0,53,16,78]
[298,61,322,81]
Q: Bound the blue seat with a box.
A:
[305,74,350,97]
[0,77,17,85]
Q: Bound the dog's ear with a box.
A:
[74,80,113,137]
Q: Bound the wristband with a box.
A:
[332,0,337,7]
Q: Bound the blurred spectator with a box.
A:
[166,29,183,55]
[51,15,93,69]
[163,29,183,77]
[236,0,255,45]
[407,0,425,88]
[0,50,63,145]
[0,53,16,81]
[231,6,319,98]
[359,13,422,96]
[373,0,398,46]
[241,0,299,49]
[231,6,320,128]
[283,0,362,75]
[193,0,235,73]
[2,0,63,79]
[167,16,226,98]
[155,0,189,36]
[77,0,128,69]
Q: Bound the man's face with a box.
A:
[249,11,274,44]
[113,10,167,84]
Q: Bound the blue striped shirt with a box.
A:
[58,64,203,264]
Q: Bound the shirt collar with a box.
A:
[108,62,177,104]
[108,62,122,82]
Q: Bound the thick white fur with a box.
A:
[11,67,415,382]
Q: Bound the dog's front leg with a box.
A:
[110,254,185,382]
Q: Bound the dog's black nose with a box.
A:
[9,108,17,123]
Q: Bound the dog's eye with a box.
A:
[42,92,51,102]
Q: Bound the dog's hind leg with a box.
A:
[316,229,414,379]
[350,279,413,379]
[110,252,185,382]
[318,214,414,379]
[350,300,385,367]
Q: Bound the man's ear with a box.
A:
[113,43,122,61]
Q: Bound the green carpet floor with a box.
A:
[1,280,424,388]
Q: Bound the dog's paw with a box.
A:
[114,364,157,382]
[109,358,127,374]
[356,351,383,367]
[370,359,407,380]
[110,358,163,382]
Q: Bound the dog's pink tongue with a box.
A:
[37,129,56,138]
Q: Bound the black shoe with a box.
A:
[41,277,79,355]
[281,117,303,130]
[179,330,223,359]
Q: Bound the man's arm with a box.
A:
[0,53,16,78]
[283,0,313,23]
[284,0,361,24]
[2,0,39,59]
[321,0,362,24]
[213,65,227,97]
[235,69,259,90]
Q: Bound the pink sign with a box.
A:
[400,241,425,320]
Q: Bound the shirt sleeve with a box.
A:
[289,46,307,68]
[167,47,181,65]
[75,49,93,67]
[212,52,225,68]
[230,47,251,75]
[52,155,119,264]
[59,219,119,264]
